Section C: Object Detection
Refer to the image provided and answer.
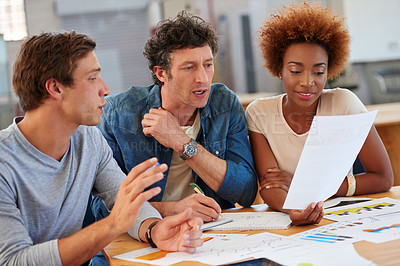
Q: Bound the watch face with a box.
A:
[186,144,197,156]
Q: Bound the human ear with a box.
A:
[45,78,62,100]
[153,66,167,83]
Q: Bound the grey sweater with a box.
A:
[0,118,161,265]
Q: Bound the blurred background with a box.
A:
[1,0,400,129]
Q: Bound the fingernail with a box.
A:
[265,185,270,189]
[184,234,190,244]
[156,173,164,178]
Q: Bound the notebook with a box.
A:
[206,212,292,230]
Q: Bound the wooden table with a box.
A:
[103,186,400,266]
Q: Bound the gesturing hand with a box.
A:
[259,167,293,192]
[152,208,204,253]
[108,158,167,235]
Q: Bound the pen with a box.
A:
[189,183,223,217]
[145,162,160,172]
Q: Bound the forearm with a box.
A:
[335,171,393,197]
[58,216,121,265]
[185,145,226,191]
[335,127,393,196]
[260,188,288,213]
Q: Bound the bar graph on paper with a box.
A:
[289,219,376,245]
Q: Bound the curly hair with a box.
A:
[144,10,219,86]
[13,31,96,112]
[258,1,350,80]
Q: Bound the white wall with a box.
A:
[344,0,400,63]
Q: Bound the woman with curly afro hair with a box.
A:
[246,1,393,226]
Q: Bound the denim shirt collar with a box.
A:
[148,85,162,109]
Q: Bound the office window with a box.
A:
[0,0,27,41]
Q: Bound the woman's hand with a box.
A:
[288,202,324,226]
[259,167,293,192]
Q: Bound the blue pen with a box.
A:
[145,162,160,172]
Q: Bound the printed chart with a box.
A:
[324,197,400,222]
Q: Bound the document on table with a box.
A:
[113,232,372,266]
[323,197,400,222]
[201,216,233,231]
[205,212,292,230]
[283,110,377,210]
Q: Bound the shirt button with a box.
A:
[215,151,219,155]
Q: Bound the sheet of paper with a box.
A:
[289,220,364,245]
[201,216,233,231]
[206,212,292,230]
[112,233,251,265]
[323,197,373,209]
[291,210,400,246]
[241,233,372,266]
[113,231,373,266]
[257,242,372,266]
[337,211,400,244]
[323,197,400,222]
[283,110,377,210]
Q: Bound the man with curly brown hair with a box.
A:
[92,11,258,223]
[246,2,393,225]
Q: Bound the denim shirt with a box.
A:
[98,83,258,209]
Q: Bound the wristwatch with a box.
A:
[180,138,198,160]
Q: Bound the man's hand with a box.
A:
[142,108,190,152]
[153,194,222,222]
[259,168,293,192]
[107,158,167,236]
[288,202,324,226]
[175,194,222,222]
[152,208,204,253]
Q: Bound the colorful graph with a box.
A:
[299,232,353,244]
[363,223,400,233]
[291,220,366,244]
[324,202,395,217]
[134,235,217,261]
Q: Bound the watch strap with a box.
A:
[180,139,197,160]
[145,221,159,248]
